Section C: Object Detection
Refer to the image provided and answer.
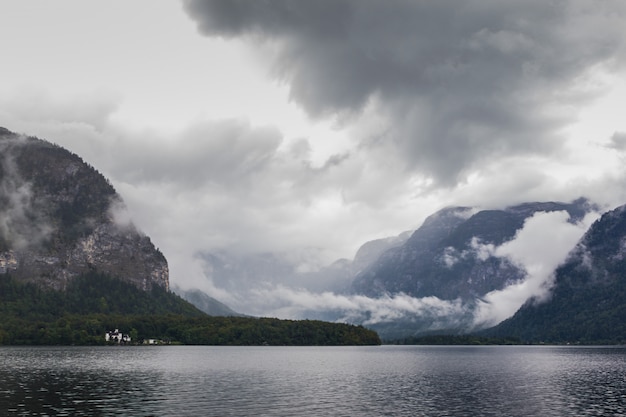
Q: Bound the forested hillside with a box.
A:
[0,272,380,346]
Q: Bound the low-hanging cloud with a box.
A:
[247,285,467,327]
[0,137,55,249]
[183,0,626,185]
[472,210,600,327]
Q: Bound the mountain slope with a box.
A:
[484,204,626,343]
[0,127,168,291]
[0,271,380,345]
[173,286,243,316]
[351,199,594,300]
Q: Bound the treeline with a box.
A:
[0,272,204,318]
[0,273,381,346]
[388,334,522,345]
[0,314,381,346]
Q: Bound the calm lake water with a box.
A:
[1,345,626,416]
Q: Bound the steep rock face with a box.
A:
[351,199,595,300]
[486,204,626,342]
[351,231,411,277]
[0,128,168,291]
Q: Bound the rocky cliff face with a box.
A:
[0,127,168,291]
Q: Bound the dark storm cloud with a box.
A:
[183,0,626,184]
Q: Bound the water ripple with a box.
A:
[2,345,626,416]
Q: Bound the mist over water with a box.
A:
[2,345,626,416]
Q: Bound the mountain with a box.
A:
[351,199,594,300]
[0,127,168,291]
[484,203,626,344]
[172,286,243,316]
[347,199,597,339]
[195,230,411,298]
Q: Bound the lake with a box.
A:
[1,345,626,416]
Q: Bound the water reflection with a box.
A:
[2,345,626,416]
[550,347,626,415]
[0,347,164,416]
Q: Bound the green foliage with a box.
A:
[0,271,204,318]
[388,334,522,345]
[0,273,381,346]
[482,276,626,345]
[63,271,205,316]
[0,313,381,346]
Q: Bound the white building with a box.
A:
[105,329,131,344]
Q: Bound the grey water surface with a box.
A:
[1,345,626,416]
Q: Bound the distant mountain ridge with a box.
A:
[172,286,243,317]
[189,198,602,339]
[351,231,412,277]
[351,199,595,301]
[195,230,411,296]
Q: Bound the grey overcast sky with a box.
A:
[1,1,626,318]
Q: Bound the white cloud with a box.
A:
[0,138,55,249]
[442,247,461,268]
[247,285,466,327]
[470,237,496,262]
[473,210,600,327]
